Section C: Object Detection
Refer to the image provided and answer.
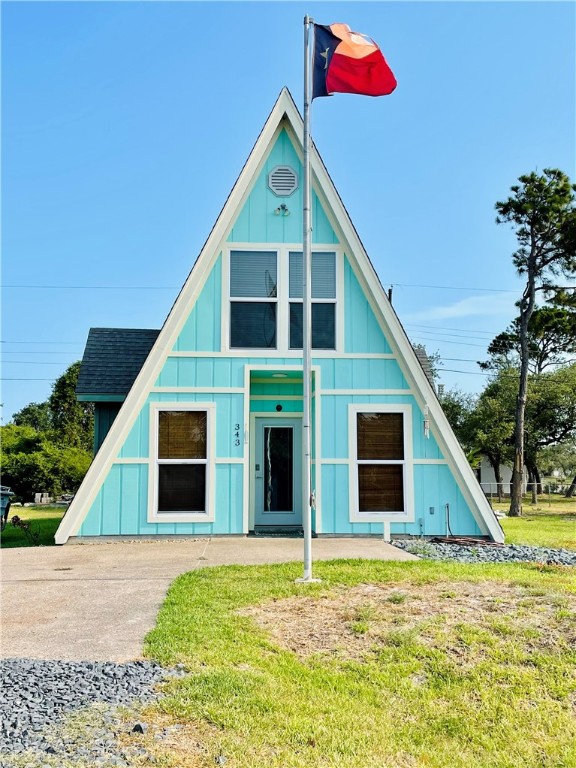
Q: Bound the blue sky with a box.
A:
[2,1,575,422]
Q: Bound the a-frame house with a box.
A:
[55,89,503,544]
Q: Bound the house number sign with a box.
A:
[233,423,241,447]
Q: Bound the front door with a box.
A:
[254,418,302,527]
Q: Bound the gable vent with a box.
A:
[268,166,298,197]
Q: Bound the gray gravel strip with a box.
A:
[0,658,184,767]
[393,539,576,565]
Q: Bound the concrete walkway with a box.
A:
[0,538,417,662]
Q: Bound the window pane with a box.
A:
[231,302,276,348]
[357,413,404,460]
[230,251,277,297]
[159,411,206,459]
[158,464,206,512]
[264,427,293,511]
[289,252,336,298]
[289,303,335,349]
[359,465,404,512]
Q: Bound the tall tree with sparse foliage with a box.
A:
[495,169,576,516]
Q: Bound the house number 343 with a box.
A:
[233,424,241,447]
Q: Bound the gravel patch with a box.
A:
[393,539,576,566]
[0,658,185,767]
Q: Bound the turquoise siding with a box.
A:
[93,403,122,453]
[228,129,338,245]
[79,462,243,536]
[321,394,443,460]
[391,464,482,537]
[319,358,407,390]
[172,256,222,352]
[344,259,391,353]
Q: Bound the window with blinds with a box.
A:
[230,251,277,348]
[228,249,338,351]
[356,412,405,513]
[289,251,336,349]
[157,410,207,513]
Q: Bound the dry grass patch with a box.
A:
[240,580,576,663]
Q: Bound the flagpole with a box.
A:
[297,14,318,583]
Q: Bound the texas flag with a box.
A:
[313,23,397,99]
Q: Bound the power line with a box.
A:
[405,323,498,336]
[1,377,56,381]
[3,284,177,290]
[388,282,518,293]
[1,340,82,345]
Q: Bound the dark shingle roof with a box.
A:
[76,328,160,398]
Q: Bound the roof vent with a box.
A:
[268,166,298,197]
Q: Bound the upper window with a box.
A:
[228,249,337,351]
[349,405,413,522]
[289,252,336,350]
[230,251,277,349]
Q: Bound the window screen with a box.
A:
[230,302,276,348]
[159,464,206,512]
[289,252,336,298]
[357,413,404,460]
[356,411,405,514]
[230,251,277,297]
[289,303,335,349]
[159,411,207,459]
[157,410,207,514]
[358,465,404,512]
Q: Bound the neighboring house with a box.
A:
[55,89,503,544]
[477,456,528,497]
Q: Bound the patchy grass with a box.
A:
[143,560,576,768]
[0,505,65,547]
[494,496,576,551]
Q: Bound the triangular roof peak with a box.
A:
[56,88,503,543]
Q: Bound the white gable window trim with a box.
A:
[348,403,415,523]
[148,402,216,524]
[222,245,342,354]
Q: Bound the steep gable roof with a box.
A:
[76,328,160,399]
[56,87,503,543]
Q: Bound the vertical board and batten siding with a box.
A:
[77,122,484,539]
[172,256,222,352]
[94,403,122,453]
[227,128,338,246]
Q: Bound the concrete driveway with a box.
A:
[0,538,417,662]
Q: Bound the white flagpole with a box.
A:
[297,15,319,583]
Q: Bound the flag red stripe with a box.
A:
[326,49,397,97]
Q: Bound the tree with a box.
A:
[48,361,94,451]
[480,304,576,374]
[523,363,576,501]
[12,401,52,432]
[1,362,94,504]
[468,370,517,502]
[0,426,91,501]
[495,168,576,516]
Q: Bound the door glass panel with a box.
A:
[264,427,293,511]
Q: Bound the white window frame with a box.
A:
[148,402,216,523]
[222,245,343,354]
[348,403,414,523]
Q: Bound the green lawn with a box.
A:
[141,559,576,768]
[0,505,65,547]
[495,495,576,551]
